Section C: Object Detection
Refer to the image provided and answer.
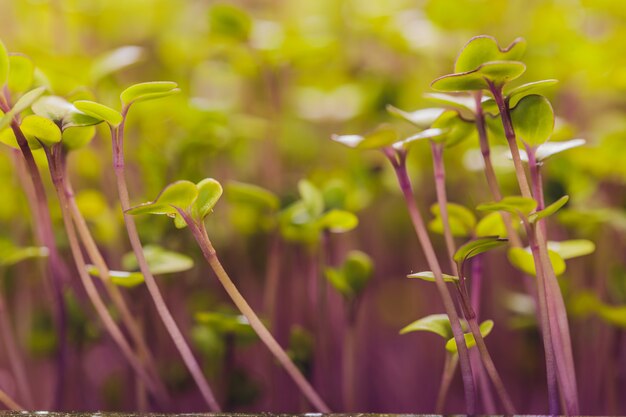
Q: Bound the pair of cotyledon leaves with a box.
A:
[0,80,179,151]
[332,106,474,152]
[427,36,557,147]
[126,178,223,229]
[400,313,495,354]
[278,179,359,244]
[324,250,373,299]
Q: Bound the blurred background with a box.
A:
[0,0,626,413]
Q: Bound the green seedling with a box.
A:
[127,177,330,412]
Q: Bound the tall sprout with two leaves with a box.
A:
[125,177,330,412]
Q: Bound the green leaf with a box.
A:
[120,81,179,106]
[324,267,352,297]
[0,40,9,86]
[431,61,526,92]
[445,320,494,353]
[596,304,626,328]
[400,314,453,339]
[392,128,447,150]
[0,239,48,266]
[0,126,18,149]
[86,265,145,288]
[208,3,252,41]
[520,138,586,162]
[430,111,474,147]
[454,236,508,264]
[454,36,526,73]
[529,195,569,223]
[8,54,35,93]
[430,202,476,237]
[225,181,279,210]
[32,95,73,121]
[477,196,537,216]
[342,250,374,295]
[90,46,144,82]
[507,247,566,276]
[192,178,223,220]
[298,180,324,218]
[506,79,559,107]
[325,250,373,297]
[122,244,194,275]
[20,115,62,147]
[317,209,358,233]
[386,105,444,129]
[126,180,198,217]
[331,125,398,150]
[429,216,473,237]
[62,126,96,150]
[423,92,478,119]
[407,271,459,283]
[12,86,47,114]
[476,212,510,238]
[547,239,595,260]
[195,311,255,337]
[73,100,123,126]
[510,95,554,146]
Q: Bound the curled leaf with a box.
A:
[386,105,444,128]
[407,271,459,283]
[507,247,566,276]
[454,35,527,73]
[20,114,62,148]
[529,195,569,223]
[73,100,123,126]
[445,320,494,353]
[547,239,595,260]
[454,236,508,264]
[400,314,453,339]
[126,180,198,217]
[431,61,526,92]
[477,196,537,216]
[121,81,179,106]
[192,178,223,220]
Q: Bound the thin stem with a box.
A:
[111,120,221,411]
[386,150,476,414]
[435,353,459,413]
[7,118,68,409]
[343,300,358,411]
[46,146,164,401]
[59,166,169,402]
[469,256,497,414]
[488,83,532,199]
[473,92,522,248]
[430,142,458,276]
[0,286,33,408]
[187,216,330,413]
[490,84,578,415]
[0,388,23,411]
[430,141,515,413]
[262,232,282,325]
[466,316,516,413]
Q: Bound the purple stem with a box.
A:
[5,115,67,409]
[384,148,476,414]
[110,116,221,411]
[490,83,578,415]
